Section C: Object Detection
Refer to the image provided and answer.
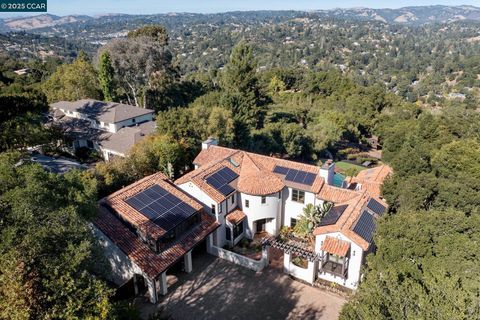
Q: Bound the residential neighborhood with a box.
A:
[1,1,479,320]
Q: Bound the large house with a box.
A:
[94,137,391,303]
[50,99,156,160]
[174,138,391,289]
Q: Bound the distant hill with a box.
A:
[319,5,480,24]
[1,14,92,31]
[0,5,480,32]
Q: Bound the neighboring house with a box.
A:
[174,138,392,289]
[92,172,219,303]
[14,68,30,75]
[50,99,156,160]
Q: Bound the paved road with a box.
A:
[138,252,346,320]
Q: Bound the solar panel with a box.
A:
[303,172,316,185]
[292,171,305,183]
[353,211,376,242]
[205,167,238,196]
[125,184,198,231]
[273,165,289,175]
[319,204,348,226]
[367,198,386,216]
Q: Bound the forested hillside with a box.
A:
[2,9,480,108]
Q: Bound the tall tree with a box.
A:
[98,51,115,101]
[340,209,480,320]
[221,40,266,145]
[42,55,101,103]
[0,152,113,319]
[101,25,177,108]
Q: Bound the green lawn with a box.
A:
[334,161,365,173]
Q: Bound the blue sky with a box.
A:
[1,0,478,17]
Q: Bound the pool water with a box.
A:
[333,173,345,188]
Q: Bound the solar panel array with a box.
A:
[319,204,348,226]
[352,210,376,242]
[205,167,238,196]
[125,184,197,231]
[273,165,317,186]
[367,198,386,216]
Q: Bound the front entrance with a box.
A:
[256,219,267,232]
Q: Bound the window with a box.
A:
[132,118,136,123]
[231,193,235,204]
[233,221,244,239]
[211,204,216,214]
[218,202,222,213]
[290,218,298,228]
[245,199,249,208]
[292,189,305,203]
[87,140,94,148]
[261,196,266,204]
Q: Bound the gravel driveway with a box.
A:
[138,251,346,320]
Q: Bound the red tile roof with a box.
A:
[236,154,284,196]
[321,236,351,257]
[102,172,204,240]
[344,165,393,198]
[314,192,385,250]
[94,206,219,279]
[226,208,247,225]
[176,146,324,200]
[317,184,361,203]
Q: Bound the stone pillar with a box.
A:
[158,272,168,296]
[184,250,193,273]
[146,277,158,304]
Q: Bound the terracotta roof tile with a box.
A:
[317,184,362,203]
[177,145,323,199]
[314,192,375,250]
[94,207,219,279]
[237,154,284,195]
[321,236,351,257]
[345,165,393,198]
[226,208,247,225]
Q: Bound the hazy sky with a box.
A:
[1,0,478,17]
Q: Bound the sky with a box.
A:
[0,0,478,18]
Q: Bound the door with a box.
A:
[256,219,266,232]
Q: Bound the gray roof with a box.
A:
[50,99,154,124]
[98,121,156,155]
[29,155,87,174]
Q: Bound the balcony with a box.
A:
[320,260,348,279]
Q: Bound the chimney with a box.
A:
[201,137,218,150]
[319,159,335,185]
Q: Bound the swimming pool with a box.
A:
[333,173,345,188]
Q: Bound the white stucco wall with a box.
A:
[282,187,322,227]
[239,192,281,238]
[91,225,144,286]
[315,232,364,289]
[283,253,318,284]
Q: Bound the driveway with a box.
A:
[138,251,346,320]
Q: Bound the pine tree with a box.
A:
[98,51,115,101]
[221,40,266,146]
